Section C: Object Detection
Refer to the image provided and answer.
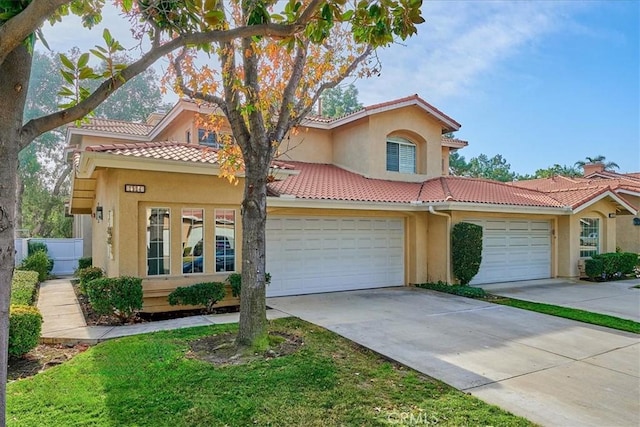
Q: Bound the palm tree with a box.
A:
[574,155,619,171]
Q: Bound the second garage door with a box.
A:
[468,219,551,285]
[266,216,404,297]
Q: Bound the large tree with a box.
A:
[169,1,424,347]
[320,83,363,117]
[0,1,424,423]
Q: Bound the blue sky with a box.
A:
[41,0,639,175]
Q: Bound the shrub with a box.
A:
[76,266,104,293]
[416,281,487,298]
[451,222,483,285]
[168,282,227,313]
[11,270,39,306]
[85,276,143,323]
[17,250,54,282]
[27,241,48,256]
[77,257,93,270]
[585,252,638,280]
[9,305,43,357]
[226,272,271,298]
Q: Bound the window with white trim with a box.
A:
[386,137,416,173]
[147,208,170,275]
[215,209,236,272]
[182,208,204,274]
[579,218,599,258]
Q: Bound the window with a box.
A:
[579,218,599,258]
[198,129,219,148]
[147,208,170,275]
[215,209,235,272]
[185,130,191,143]
[386,137,416,173]
[182,208,204,274]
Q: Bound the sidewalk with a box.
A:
[37,278,289,345]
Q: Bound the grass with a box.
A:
[10,270,39,306]
[492,297,640,334]
[7,318,533,427]
[417,282,640,334]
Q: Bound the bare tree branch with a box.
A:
[273,41,308,146]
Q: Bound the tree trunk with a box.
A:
[0,44,31,427]
[14,172,23,236]
[236,144,271,347]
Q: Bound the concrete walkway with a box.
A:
[480,278,640,321]
[268,287,640,427]
[37,278,289,344]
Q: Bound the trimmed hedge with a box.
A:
[9,305,43,357]
[76,266,104,294]
[77,257,93,270]
[85,276,143,323]
[168,282,226,313]
[27,241,48,256]
[585,252,638,280]
[416,281,487,298]
[11,270,39,306]
[451,222,483,285]
[17,250,54,282]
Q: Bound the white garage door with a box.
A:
[266,216,404,297]
[467,219,551,285]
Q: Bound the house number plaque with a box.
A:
[124,184,146,193]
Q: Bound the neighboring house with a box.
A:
[67,95,638,311]
[510,164,640,254]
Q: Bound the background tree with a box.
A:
[530,164,581,179]
[1,0,373,422]
[320,83,363,117]
[169,1,424,347]
[575,155,619,172]
[448,151,469,176]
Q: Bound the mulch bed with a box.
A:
[8,344,90,382]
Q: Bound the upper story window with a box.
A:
[579,218,599,258]
[198,129,219,148]
[386,137,416,174]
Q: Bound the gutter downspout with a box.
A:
[428,205,452,283]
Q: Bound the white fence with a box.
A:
[14,238,84,276]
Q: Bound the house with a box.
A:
[67,95,638,312]
[510,165,640,254]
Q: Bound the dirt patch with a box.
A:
[8,344,90,382]
[187,330,303,366]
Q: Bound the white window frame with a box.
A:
[215,209,236,273]
[386,137,416,174]
[182,208,204,275]
[579,217,600,258]
[147,208,171,276]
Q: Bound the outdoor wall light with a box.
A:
[96,205,103,221]
[608,213,616,218]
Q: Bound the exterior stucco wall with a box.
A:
[425,212,449,283]
[91,169,118,276]
[616,194,640,253]
[332,118,371,175]
[280,127,333,163]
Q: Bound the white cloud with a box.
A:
[355,1,586,105]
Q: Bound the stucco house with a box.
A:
[67,95,638,312]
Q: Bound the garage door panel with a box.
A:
[267,216,404,296]
[470,219,551,285]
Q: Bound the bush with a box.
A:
[451,222,483,285]
[11,270,39,306]
[18,250,54,282]
[27,241,48,256]
[85,276,143,323]
[9,305,43,357]
[584,252,638,280]
[77,257,93,270]
[226,272,271,298]
[168,282,227,313]
[76,266,104,293]
[416,281,487,298]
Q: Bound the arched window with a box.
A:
[386,136,416,173]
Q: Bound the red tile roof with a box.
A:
[79,118,154,136]
[267,162,565,208]
[86,141,219,164]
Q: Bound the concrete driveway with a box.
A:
[267,287,640,427]
[480,278,640,321]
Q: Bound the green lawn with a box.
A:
[7,318,532,427]
[492,298,640,334]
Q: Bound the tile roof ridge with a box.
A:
[85,140,208,152]
[88,117,150,125]
[438,176,454,201]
